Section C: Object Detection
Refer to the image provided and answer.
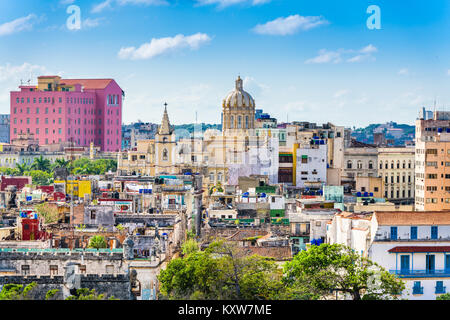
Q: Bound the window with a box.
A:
[21,265,30,275]
[106,265,114,274]
[426,254,436,273]
[390,226,398,240]
[79,265,86,274]
[411,226,417,240]
[347,161,352,169]
[90,211,96,220]
[413,281,423,295]
[50,265,58,276]
[436,281,446,294]
[431,226,438,240]
[162,149,168,161]
[357,161,363,169]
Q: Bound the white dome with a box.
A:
[223,76,255,108]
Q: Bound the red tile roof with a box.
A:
[388,246,450,253]
[375,211,450,226]
[60,79,114,90]
[244,246,292,260]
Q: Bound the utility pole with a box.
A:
[193,174,203,238]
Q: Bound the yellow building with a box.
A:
[55,180,91,199]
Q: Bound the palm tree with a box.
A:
[16,162,31,175]
[88,235,108,249]
[31,155,51,172]
[53,158,70,169]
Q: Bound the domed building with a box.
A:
[222,76,255,136]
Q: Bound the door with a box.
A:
[400,255,410,274]
[426,255,435,274]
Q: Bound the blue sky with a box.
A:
[0,0,449,127]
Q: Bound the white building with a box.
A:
[369,211,450,300]
[296,142,327,188]
[328,210,450,300]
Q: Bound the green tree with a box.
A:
[88,235,108,249]
[0,282,37,300]
[52,158,71,171]
[65,288,118,300]
[0,167,20,176]
[69,158,117,175]
[35,202,60,224]
[27,170,53,185]
[31,155,51,172]
[283,243,405,300]
[45,289,60,300]
[16,163,31,175]
[436,293,450,300]
[158,240,283,300]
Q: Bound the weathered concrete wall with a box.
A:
[0,274,132,300]
[0,251,128,276]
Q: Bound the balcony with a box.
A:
[435,286,446,294]
[390,269,450,278]
[412,286,424,295]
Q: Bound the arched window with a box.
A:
[402,161,406,169]
[357,161,363,169]
[245,116,249,129]
[217,172,223,182]
[238,116,242,129]
[368,161,373,169]
[162,149,168,161]
[391,161,394,169]
[397,161,400,169]
[230,116,234,129]
[379,161,383,169]
[347,160,352,169]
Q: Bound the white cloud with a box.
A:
[0,14,38,36]
[253,14,328,36]
[91,0,114,13]
[82,18,104,28]
[305,49,342,64]
[0,63,62,110]
[306,45,377,64]
[333,89,349,98]
[117,0,169,4]
[398,68,409,75]
[195,0,270,9]
[347,54,375,63]
[360,44,377,54]
[118,33,211,60]
[59,0,75,5]
[92,0,168,13]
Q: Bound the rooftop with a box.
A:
[375,211,450,226]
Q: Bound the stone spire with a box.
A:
[158,103,172,135]
[235,75,243,91]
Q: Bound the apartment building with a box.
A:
[415,110,450,211]
[327,210,450,300]
[10,75,123,152]
[378,147,415,204]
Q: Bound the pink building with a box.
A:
[10,76,123,152]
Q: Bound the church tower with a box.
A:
[222,76,256,136]
[155,104,176,175]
